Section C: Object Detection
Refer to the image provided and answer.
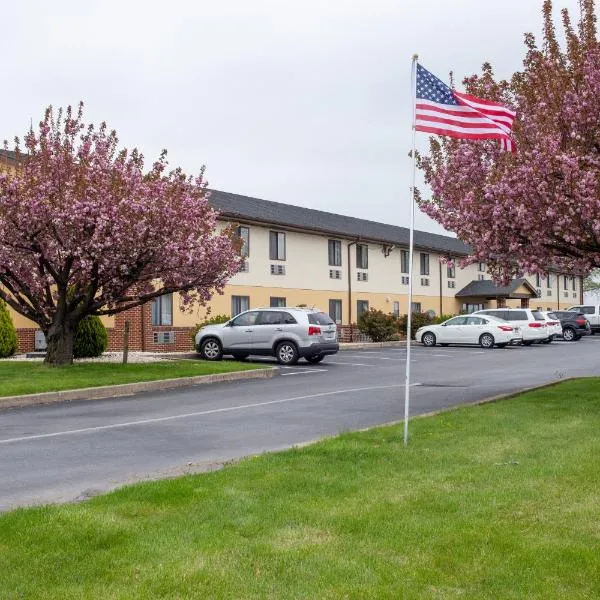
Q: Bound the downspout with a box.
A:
[347,240,358,341]
[557,274,560,309]
[439,260,443,316]
[580,275,584,304]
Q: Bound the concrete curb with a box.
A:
[0,367,278,410]
[339,341,406,350]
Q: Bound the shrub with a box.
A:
[73,315,108,358]
[357,308,397,342]
[0,300,18,358]
[191,314,231,343]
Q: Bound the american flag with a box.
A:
[415,63,516,152]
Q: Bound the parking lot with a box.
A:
[2,336,600,511]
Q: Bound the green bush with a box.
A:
[73,316,108,358]
[191,314,231,343]
[357,309,398,342]
[0,300,18,358]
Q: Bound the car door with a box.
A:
[438,316,467,343]
[221,311,259,351]
[464,316,487,344]
[252,311,287,351]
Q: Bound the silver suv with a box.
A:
[195,307,339,365]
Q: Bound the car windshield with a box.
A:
[308,312,335,325]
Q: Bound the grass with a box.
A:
[1,379,600,599]
[0,360,267,397]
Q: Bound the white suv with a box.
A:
[472,308,548,345]
[195,307,339,365]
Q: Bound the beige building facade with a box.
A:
[3,187,584,352]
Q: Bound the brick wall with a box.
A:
[16,328,35,353]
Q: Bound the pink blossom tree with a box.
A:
[0,104,241,365]
[417,0,600,282]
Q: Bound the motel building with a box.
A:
[2,177,584,353]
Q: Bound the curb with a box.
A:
[0,367,279,410]
[339,341,406,350]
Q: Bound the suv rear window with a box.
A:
[308,312,335,325]
[531,311,545,321]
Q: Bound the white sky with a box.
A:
[0,0,581,234]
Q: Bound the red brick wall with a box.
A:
[15,302,197,355]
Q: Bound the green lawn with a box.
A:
[1,379,600,599]
[0,360,267,397]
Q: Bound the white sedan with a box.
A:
[415,315,523,349]
[539,311,563,343]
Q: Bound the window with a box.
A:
[478,274,485,281]
[462,303,486,313]
[447,259,455,279]
[308,312,335,325]
[420,253,430,276]
[329,299,342,324]
[357,300,369,317]
[393,301,400,317]
[237,226,249,257]
[258,311,295,325]
[356,244,368,269]
[535,273,541,287]
[411,302,422,313]
[478,262,486,272]
[231,295,249,317]
[445,316,468,326]
[151,294,172,326]
[563,275,568,290]
[270,297,286,308]
[466,316,485,325]
[572,276,576,291]
[546,273,552,287]
[328,240,342,267]
[231,310,258,326]
[269,231,286,261]
[400,250,410,274]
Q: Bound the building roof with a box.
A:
[208,189,471,256]
[455,278,538,299]
[0,149,20,163]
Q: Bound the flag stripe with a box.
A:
[415,63,516,153]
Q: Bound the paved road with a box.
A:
[2,337,600,511]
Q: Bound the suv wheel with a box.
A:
[479,333,495,349]
[200,338,223,361]
[276,341,299,365]
[563,327,577,342]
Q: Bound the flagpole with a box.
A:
[404,54,418,447]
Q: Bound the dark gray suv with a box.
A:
[195,307,339,365]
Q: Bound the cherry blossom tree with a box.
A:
[416,0,600,282]
[0,104,241,365]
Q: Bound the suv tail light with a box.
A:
[497,325,513,332]
[576,318,586,326]
[308,326,321,336]
[528,322,544,328]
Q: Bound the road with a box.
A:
[2,338,600,511]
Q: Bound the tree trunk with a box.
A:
[44,318,76,365]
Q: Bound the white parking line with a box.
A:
[281,369,328,376]
[326,362,373,367]
[0,383,419,445]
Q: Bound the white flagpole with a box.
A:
[404,54,418,447]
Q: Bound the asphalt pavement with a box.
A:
[2,337,600,511]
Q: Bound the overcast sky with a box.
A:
[0,0,581,235]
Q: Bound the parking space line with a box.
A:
[281,369,328,376]
[326,362,373,367]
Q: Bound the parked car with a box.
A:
[567,305,600,334]
[472,308,548,345]
[415,314,523,349]
[195,307,339,365]
[551,310,591,341]
[539,311,563,343]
